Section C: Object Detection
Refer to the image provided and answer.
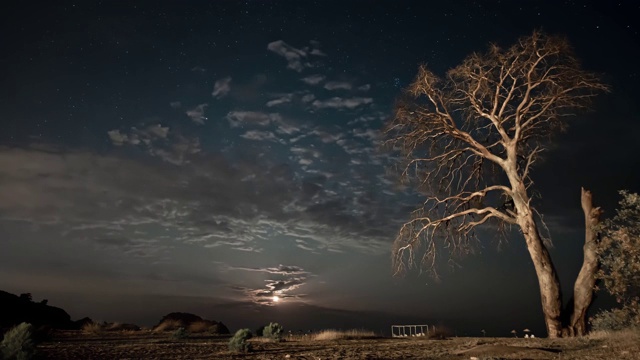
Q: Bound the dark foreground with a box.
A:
[38,330,640,359]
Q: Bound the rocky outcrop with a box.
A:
[154,312,229,334]
[0,291,73,330]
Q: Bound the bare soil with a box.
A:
[38,331,640,359]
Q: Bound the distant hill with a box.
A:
[154,312,230,334]
[0,290,73,330]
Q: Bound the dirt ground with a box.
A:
[38,330,640,359]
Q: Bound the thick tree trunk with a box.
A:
[519,212,564,337]
[564,188,602,336]
[509,179,564,338]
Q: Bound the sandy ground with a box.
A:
[37,331,640,359]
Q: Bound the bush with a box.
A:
[1,322,36,360]
[228,328,252,353]
[593,191,640,333]
[81,321,102,334]
[590,307,640,332]
[263,322,284,341]
[172,327,189,340]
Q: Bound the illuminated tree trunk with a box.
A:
[510,179,564,337]
[564,188,602,336]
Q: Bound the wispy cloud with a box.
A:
[267,40,325,72]
[108,129,139,146]
[107,125,201,165]
[301,74,325,85]
[324,81,352,91]
[212,77,232,99]
[226,111,281,127]
[186,103,208,124]
[267,40,308,72]
[240,130,281,143]
[226,264,308,276]
[266,93,293,107]
[311,97,373,110]
[301,94,316,103]
[228,264,311,305]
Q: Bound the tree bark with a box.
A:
[563,188,602,336]
[519,211,564,337]
[507,173,564,338]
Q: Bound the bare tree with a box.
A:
[384,31,608,337]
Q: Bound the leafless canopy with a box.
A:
[385,31,608,278]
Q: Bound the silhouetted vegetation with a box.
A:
[153,312,229,334]
[228,328,252,353]
[593,191,640,331]
[1,322,36,360]
[262,322,284,342]
[0,290,73,331]
[172,327,189,340]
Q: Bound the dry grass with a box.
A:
[311,329,377,341]
[588,328,640,340]
[187,321,211,334]
[81,322,102,334]
[153,319,182,332]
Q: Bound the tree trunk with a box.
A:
[519,212,565,337]
[564,188,602,336]
[509,179,564,338]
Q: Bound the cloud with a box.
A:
[170,101,182,109]
[353,128,379,141]
[267,40,308,72]
[186,104,208,124]
[212,77,232,99]
[324,81,352,91]
[240,130,281,143]
[311,97,373,110]
[107,125,200,165]
[301,94,316,103]
[266,93,293,107]
[0,137,403,267]
[228,264,310,305]
[108,129,139,146]
[301,74,325,85]
[226,111,281,127]
[358,84,371,91]
[108,124,169,146]
[144,124,170,139]
[191,66,206,73]
[308,40,326,56]
[226,264,308,276]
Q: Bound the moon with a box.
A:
[272,295,280,302]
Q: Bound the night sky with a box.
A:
[1,1,639,336]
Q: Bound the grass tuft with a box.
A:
[312,329,376,341]
[153,319,182,332]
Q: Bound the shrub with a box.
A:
[172,327,189,340]
[1,322,36,360]
[263,322,284,341]
[590,307,640,332]
[81,321,103,334]
[228,328,252,353]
